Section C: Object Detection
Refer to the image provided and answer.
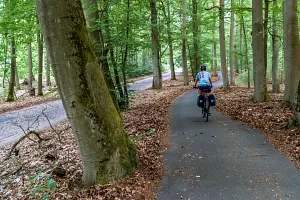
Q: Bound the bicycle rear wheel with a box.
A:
[202,101,206,118]
[206,102,210,122]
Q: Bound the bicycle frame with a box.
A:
[201,90,211,122]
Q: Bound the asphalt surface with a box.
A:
[157,79,300,199]
[0,72,174,147]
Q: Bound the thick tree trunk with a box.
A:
[252,0,268,102]
[212,0,218,76]
[37,32,43,96]
[182,0,189,85]
[192,0,199,75]
[6,36,16,102]
[151,0,162,89]
[272,0,280,93]
[219,0,229,89]
[229,0,235,85]
[166,0,176,80]
[36,0,136,186]
[27,43,34,96]
[84,0,120,111]
[283,0,300,107]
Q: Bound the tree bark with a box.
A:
[182,0,189,85]
[27,43,34,96]
[242,16,250,89]
[264,0,269,82]
[37,31,43,96]
[36,0,136,186]
[45,52,51,86]
[252,0,268,102]
[2,34,8,88]
[83,0,120,111]
[219,0,229,89]
[15,64,20,90]
[192,0,200,75]
[229,0,235,85]
[6,36,16,102]
[151,0,162,89]
[166,0,176,80]
[272,0,280,93]
[283,0,300,107]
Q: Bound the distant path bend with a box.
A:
[0,72,175,147]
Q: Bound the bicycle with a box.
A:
[194,86,213,122]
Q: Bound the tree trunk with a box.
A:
[219,0,229,89]
[252,0,268,102]
[15,64,20,90]
[272,0,280,93]
[27,43,34,96]
[192,0,199,75]
[182,0,189,85]
[46,52,51,86]
[283,0,300,107]
[229,0,235,85]
[84,0,120,112]
[242,16,250,89]
[36,0,136,186]
[264,0,269,83]
[2,34,8,88]
[6,36,16,102]
[37,32,43,96]
[151,0,162,89]
[166,0,176,80]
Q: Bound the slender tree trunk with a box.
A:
[121,0,130,107]
[3,34,8,88]
[212,0,218,76]
[229,0,235,85]
[166,0,176,80]
[37,32,43,96]
[252,0,268,102]
[242,16,250,89]
[151,0,162,89]
[15,64,20,90]
[272,0,280,93]
[264,0,269,81]
[219,0,229,89]
[36,0,136,186]
[182,0,189,85]
[84,0,120,111]
[46,52,51,86]
[283,0,300,107]
[6,36,16,102]
[27,43,34,96]
[192,0,199,75]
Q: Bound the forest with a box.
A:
[0,0,300,199]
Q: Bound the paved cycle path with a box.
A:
[0,72,175,147]
[158,80,300,199]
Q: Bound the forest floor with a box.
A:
[0,75,220,199]
[214,86,300,169]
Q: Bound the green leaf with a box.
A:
[40,192,50,200]
[146,128,153,136]
[47,178,57,190]
[31,185,47,195]
[29,171,43,184]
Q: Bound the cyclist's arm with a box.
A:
[209,77,212,86]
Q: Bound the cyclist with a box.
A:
[194,64,212,94]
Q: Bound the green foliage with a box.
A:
[28,171,57,200]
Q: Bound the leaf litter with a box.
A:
[0,75,197,199]
[214,86,300,168]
